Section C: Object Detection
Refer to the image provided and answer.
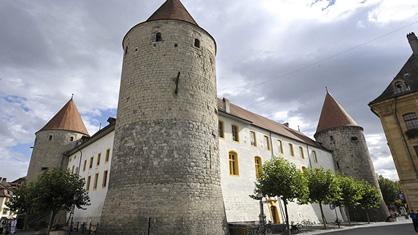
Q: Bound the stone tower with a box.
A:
[369,32,418,211]
[315,92,389,222]
[26,98,89,182]
[99,0,227,234]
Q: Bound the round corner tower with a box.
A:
[26,98,89,183]
[99,0,227,234]
[314,92,389,222]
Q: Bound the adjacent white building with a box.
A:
[66,99,342,226]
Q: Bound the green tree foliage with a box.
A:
[356,181,381,223]
[255,157,308,233]
[332,175,362,224]
[378,175,403,206]
[7,169,90,232]
[303,168,341,229]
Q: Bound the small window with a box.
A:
[105,149,111,162]
[289,143,294,156]
[194,39,200,48]
[97,153,101,166]
[86,176,91,191]
[404,113,418,130]
[264,136,270,150]
[156,32,162,42]
[49,135,53,141]
[232,125,239,142]
[250,131,257,146]
[83,160,87,171]
[277,140,284,154]
[103,170,108,188]
[93,173,99,190]
[219,121,225,138]
[255,157,262,179]
[70,137,74,141]
[312,151,318,163]
[89,157,93,169]
[351,136,358,141]
[299,146,305,159]
[229,151,239,176]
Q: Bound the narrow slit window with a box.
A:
[105,149,111,162]
[93,173,99,190]
[299,146,305,159]
[156,32,162,42]
[219,121,225,138]
[194,39,200,48]
[97,153,101,166]
[103,170,108,188]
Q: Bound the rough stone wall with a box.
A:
[315,126,389,221]
[26,130,84,183]
[99,20,227,235]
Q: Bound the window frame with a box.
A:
[86,176,91,191]
[299,146,305,159]
[228,151,239,176]
[254,156,262,179]
[231,125,240,142]
[105,149,111,162]
[250,131,257,146]
[89,157,94,169]
[277,140,284,154]
[264,136,270,150]
[102,170,108,188]
[219,121,225,138]
[312,150,318,163]
[289,143,295,156]
[93,173,99,190]
[97,153,101,166]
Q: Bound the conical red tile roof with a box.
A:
[147,0,198,26]
[38,99,89,135]
[316,92,359,134]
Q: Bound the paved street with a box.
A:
[323,223,416,235]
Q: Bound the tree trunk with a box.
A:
[284,199,291,235]
[47,210,56,234]
[346,207,351,225]
[366,210,370,224]
[319,202,327,229]
[23,213,29,231]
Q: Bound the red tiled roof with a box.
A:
[147,0,198,26]
[316,92,359,134]
[38,99,89,135]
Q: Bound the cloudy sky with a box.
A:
[1,0,418,181]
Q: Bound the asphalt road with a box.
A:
[325,223,417,235]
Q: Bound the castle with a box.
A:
[26,0,388,233]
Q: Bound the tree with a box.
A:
[255,157,308,233]
[332,175,362,225]
[356,181,381,224]
[378,175,402,207]
[303,168,340,229]
[7,169,90,233]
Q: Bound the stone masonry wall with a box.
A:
[315,126,389,221]
[99,20,227,235]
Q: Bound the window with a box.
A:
[194,39,200,48]
[49,135,53,141]
[229,151,239,176]
[83,160,87,171]
[86,176,91,191]
[93,173,99,190]
[255,157,262,179]
[103,170,108,188]
[219,121,225,138]
[264,136,270,150]
[394,80,410,94]
[312,151,318,163]
[232,125,239,142]
[277,140,284,154]
[105,149,111,162]
[97,153,101,166]
[156,32,162,42]
[299,146,304,159]
[72,165,75,173]
[250,131,257,146]
[89,157,93,169]
[404,113,418,130]
[289,143,294,156]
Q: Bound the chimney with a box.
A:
[407,32,418,55]
[223,98,231,113]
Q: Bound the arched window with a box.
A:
[194,39,200,48]
[229,151,239,176]
[394,80,410,94]
[155,32,162,42]
[403,112,418,130]
[255,156,262,179]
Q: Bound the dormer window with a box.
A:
[394,80,410,94]
[155,32,162,42]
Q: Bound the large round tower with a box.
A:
[99,0,227,234]
[314,92,389,222]
[26,98,89,183]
